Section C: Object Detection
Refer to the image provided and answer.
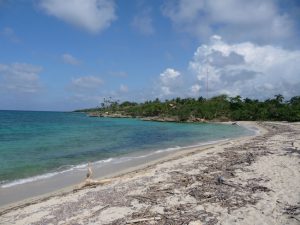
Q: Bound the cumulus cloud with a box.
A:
[0,63,42,93]
[160,68,180,84]
[131,8,155,35]
[62,53,81,65]
[189,35,300,99]
[39,0,117,33]
[190,84,201,96]
[158,68,182,96]
[162,0,297,45]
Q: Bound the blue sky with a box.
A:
[0,0,300,111]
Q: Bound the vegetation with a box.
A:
[76,95,300,122]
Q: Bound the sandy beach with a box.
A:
[0,121,299,225]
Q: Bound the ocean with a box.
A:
[0,110,252,188]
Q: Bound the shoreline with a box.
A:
[0,137,237,189]
[0,119,250,190]
[2,121,299,224]
[0,121,259,211]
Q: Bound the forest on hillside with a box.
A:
[76,95,300,122]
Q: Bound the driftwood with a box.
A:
[73,163,112,191]
[73,178,112,192]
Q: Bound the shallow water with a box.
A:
[0,110,252,187]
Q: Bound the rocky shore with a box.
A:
[87,112,209,123]
[87,112,132,118]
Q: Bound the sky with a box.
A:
[0,0,300,111]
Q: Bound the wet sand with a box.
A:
[0,121,299,225]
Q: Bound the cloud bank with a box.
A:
[189,36,300,99]
[162,0,297,46]
[156,36,300,100]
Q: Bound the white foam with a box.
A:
[1,158,115,188]
[95,157,113,164]
[110,139,230,165]
[154,146,181,153]
[1,171,63,188]
[1,139,232,188]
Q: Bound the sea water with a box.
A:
[0,110,252,187]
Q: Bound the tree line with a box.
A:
[76,94,300,122]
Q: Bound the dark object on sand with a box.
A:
[217,176,224,184]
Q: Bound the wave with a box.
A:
[1,139,231,188]
[1,158,114,188]
[1,171,66,188]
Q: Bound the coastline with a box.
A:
[0,122,299,224]
[0,121,254,208]
[0,122,257,208]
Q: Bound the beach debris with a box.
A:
[284,202,300,222]
[74,178,112,191]
[284,147,300,157]
[80,126,277,223]
[126,217,161,224]
[91,205,110,216]
[246,152,255,164]
[250,185,271,193]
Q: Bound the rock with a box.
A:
[217,176,225,185]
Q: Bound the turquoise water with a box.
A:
[0,110,252,186]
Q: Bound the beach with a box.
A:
[0,121,299,225]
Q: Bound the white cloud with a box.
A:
[162,0,204,23]
[162,0,296,45]
[188,36,300,99]
[62,53,81,65]
[158,68,182,96]
[71,76,103,90]
[120,84,128,93]
[190,84,201,96]
[0,63,42,93]
[39,0,117,33]
[160,68,180,85]
[131,8,155,35]
[160,86,171,96]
